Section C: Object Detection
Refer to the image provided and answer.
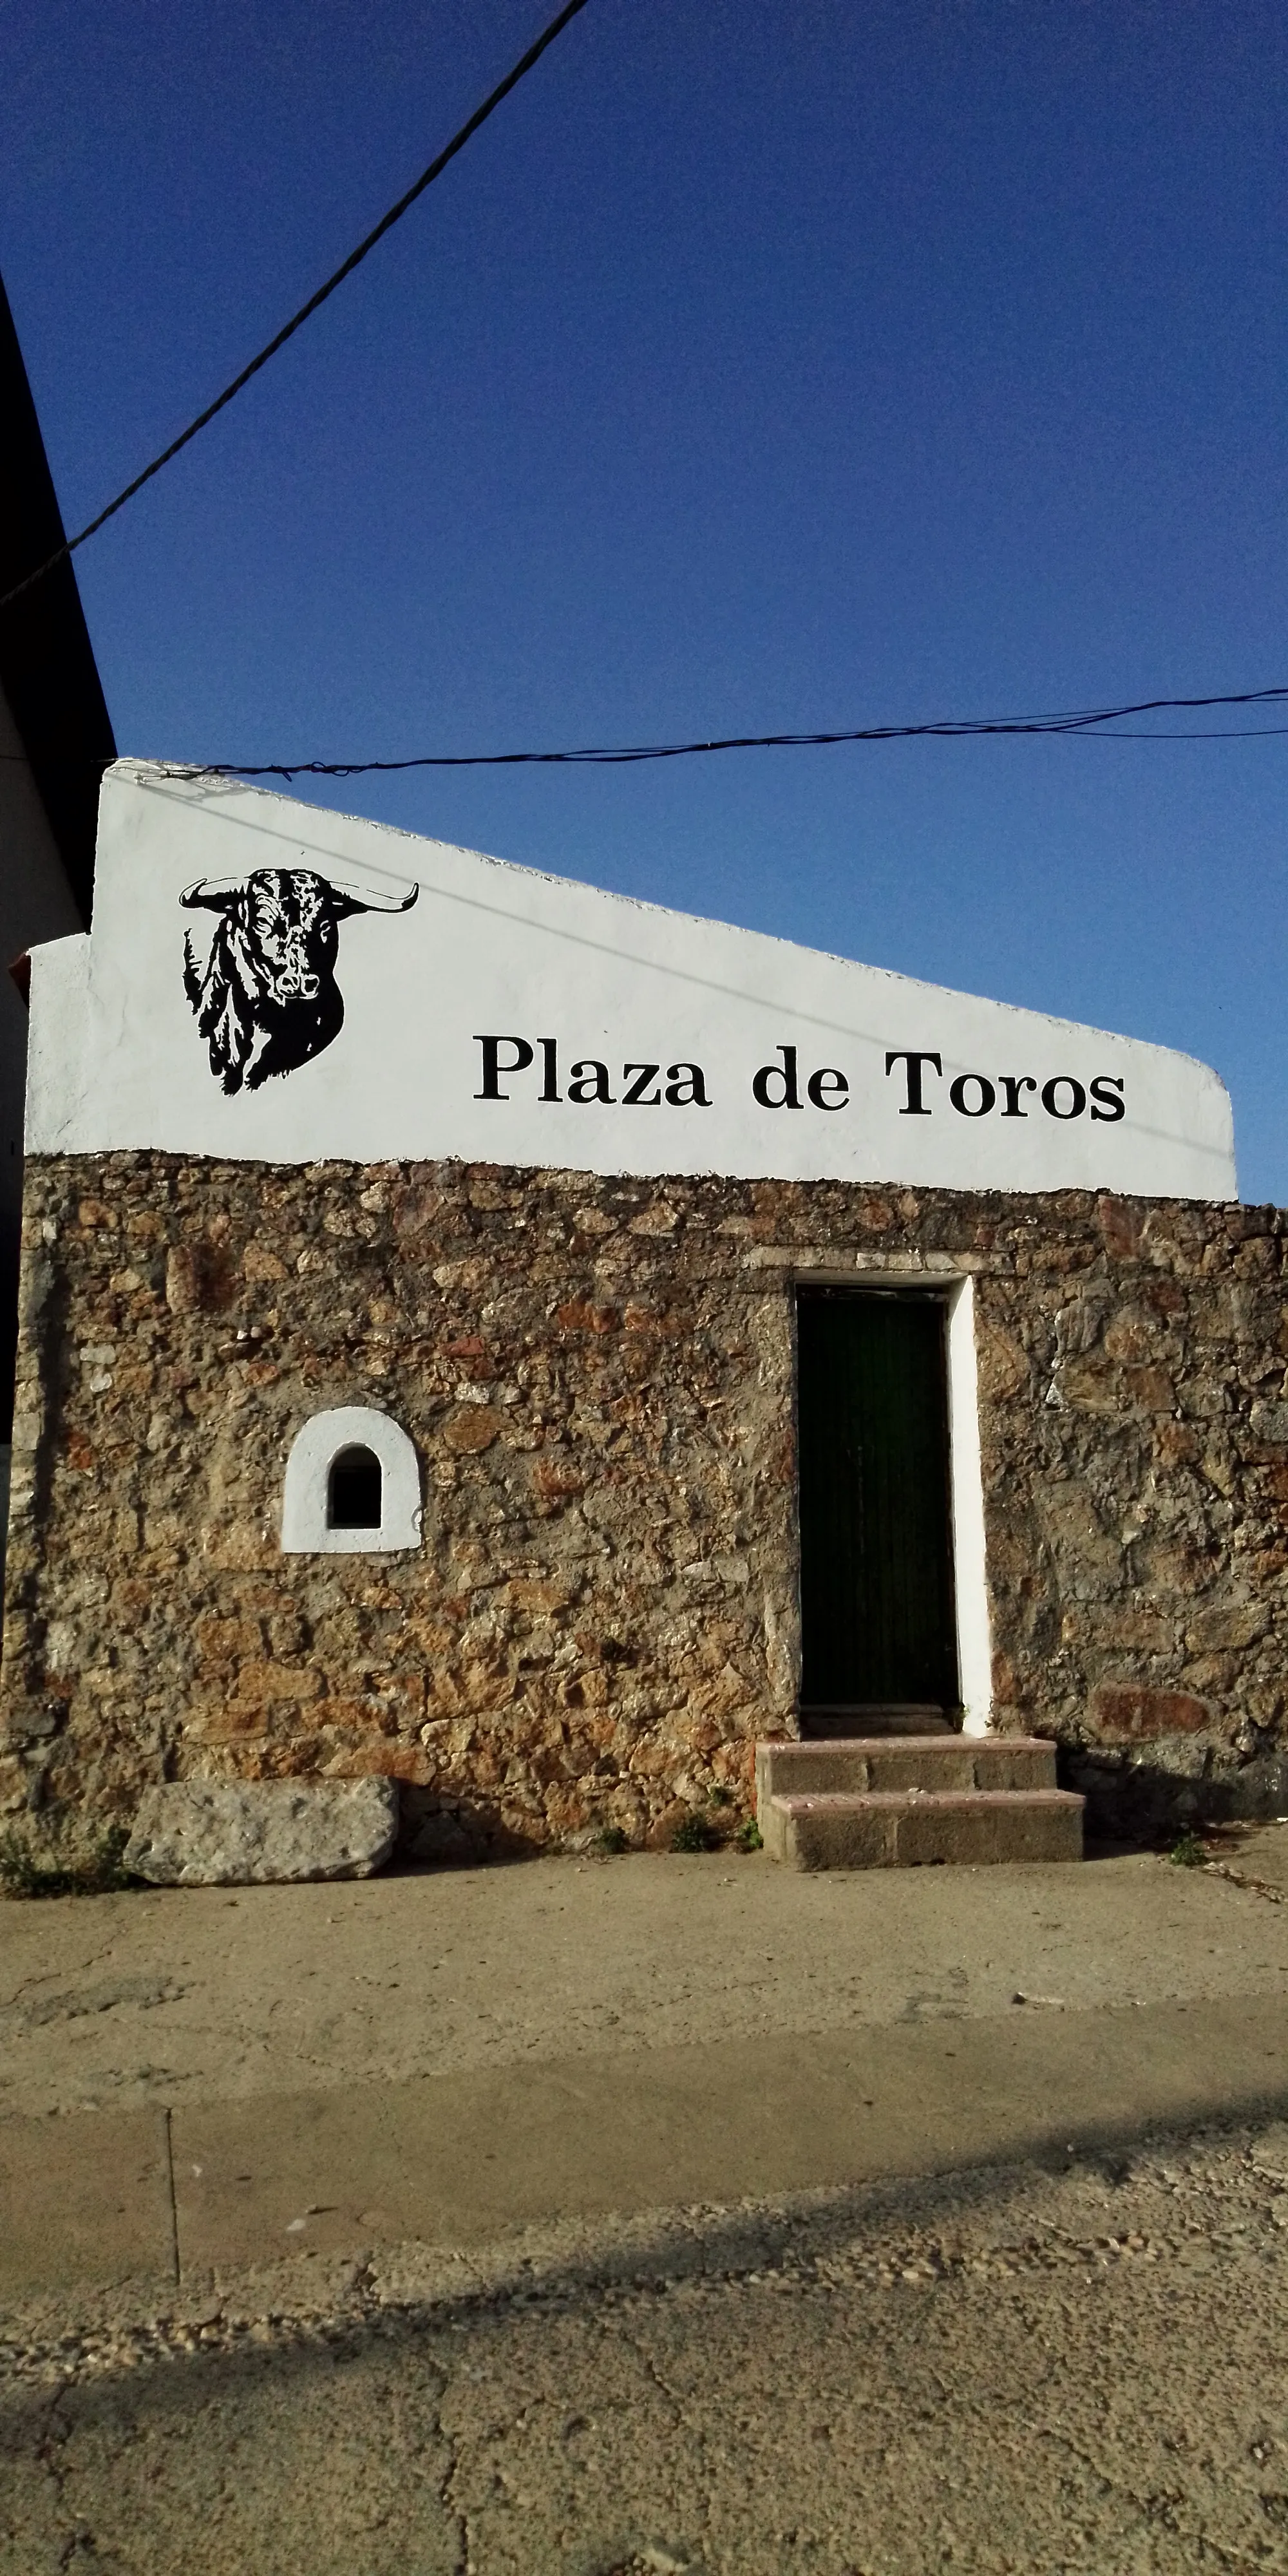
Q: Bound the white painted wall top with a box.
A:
[25,761,1236,1198]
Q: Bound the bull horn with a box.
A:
[180,878,240,913]
[328,879,419,918]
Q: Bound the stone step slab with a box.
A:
[124,1778,399,1886]
[755,1733,1059,1809]
[762,1786,1084,1871]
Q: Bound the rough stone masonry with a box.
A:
[3,1152,1288,1859]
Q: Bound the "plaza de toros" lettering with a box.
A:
[473,1036,1126,1122]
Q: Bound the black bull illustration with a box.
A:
[181,868,418,1093]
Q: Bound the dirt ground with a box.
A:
[3,1830,1288,2572]
[6,2122,1288,2574]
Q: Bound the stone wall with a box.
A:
[3,1153,1287,1854]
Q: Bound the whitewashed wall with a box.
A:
[25,761,1236,1198]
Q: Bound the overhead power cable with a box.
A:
[0,0,591,617]
[5,685,1284,781]
[164,686,1288,778]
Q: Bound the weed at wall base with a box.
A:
[0,1825,138,1899]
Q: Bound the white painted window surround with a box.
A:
[281,1406,422,1555]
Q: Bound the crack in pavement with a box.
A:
[0,1973,191,2033]
[0,1941,121,2012]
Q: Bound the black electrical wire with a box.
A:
[160,686,1288,777]
[5,685,1285,777]
[0,0,592,618]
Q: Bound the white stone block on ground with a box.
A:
[124,1779,398,1885]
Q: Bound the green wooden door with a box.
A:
[796,1291,958,1718]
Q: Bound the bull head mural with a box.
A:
[180,867,418,1094]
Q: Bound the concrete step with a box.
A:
[762,1786,1084,1871]
[755,1734,1059,1808]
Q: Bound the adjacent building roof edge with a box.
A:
[0,273,115,926]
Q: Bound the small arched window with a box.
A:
[327,1445,383,1530]
[281,1407,421,1555]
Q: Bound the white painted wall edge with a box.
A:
[26,935,90,1150]
[947,1280,993,1736]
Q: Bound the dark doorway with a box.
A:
[795,1291,959,1732]
[327,1445,383,1530]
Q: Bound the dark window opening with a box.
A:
[327,1445,383,1530]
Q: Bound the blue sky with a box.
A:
[4,0,1285,1193]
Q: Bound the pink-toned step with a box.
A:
[755,1734,1059,1808]
[762,1785,1084,1871]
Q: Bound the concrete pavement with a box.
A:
[4,1841,1288,2307]
[5,1993,1288,2307]
[5,1838,1288,2569]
